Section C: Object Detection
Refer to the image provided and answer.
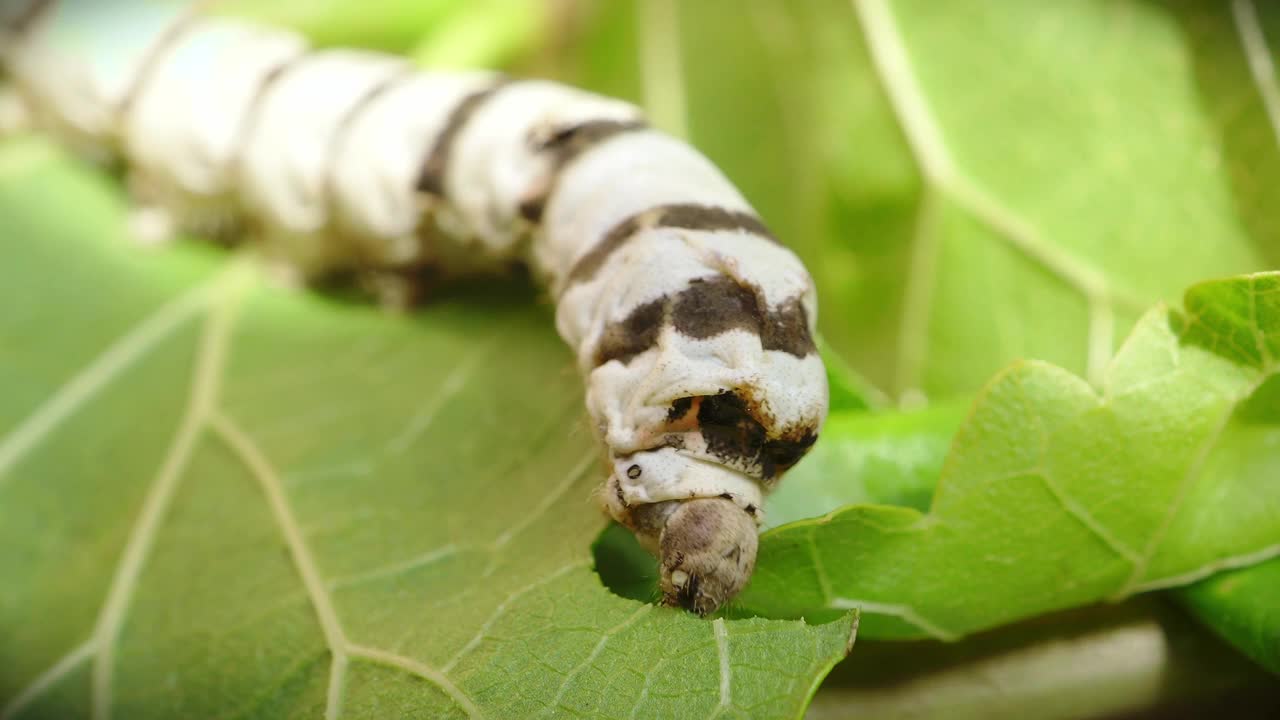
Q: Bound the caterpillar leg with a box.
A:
[361,265,443,312]
[126,194,244,250]
[123,178,240,250]
[126,204,177,247]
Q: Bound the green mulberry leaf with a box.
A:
[744,273,1280,643]
[0,140,854,720]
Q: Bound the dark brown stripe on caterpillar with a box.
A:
[592,274,815,368]
[517,118,648,222]
[415,78,512,196]
[3,0,52,36]
[672,275,815,357]
[759,430,817,480]
[697,391,817,479]
[594,296,665,367]
[760,296,816,357]
[666,396,695,422]
[564,203,778,290]
[227,52,308,181]
[324,67,416,209]
[658,204,776,241]
[671,275,760,342]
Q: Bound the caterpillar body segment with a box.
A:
[125,18,310,245]
[1,0,829,615]
[1,0,182,160]
[234,50,411,278]
[329,72,498,268]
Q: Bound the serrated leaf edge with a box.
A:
[757,274,1280,639]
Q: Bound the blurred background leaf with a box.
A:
[3,0,1279,718]
[565,0,1280,676]
[617,0,1280,401]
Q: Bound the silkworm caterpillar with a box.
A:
[0,0,829,615]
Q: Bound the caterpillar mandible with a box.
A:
[0,0,829,615]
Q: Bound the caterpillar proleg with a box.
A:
[1,0,829,615]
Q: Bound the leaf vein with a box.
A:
[346,644,482,719]
[90,264,248,720]
[853,0,1147,383]
[1233,0,1280,151]
[1249,277,1276,369]
[327,544,461,591]
[538,605,652,717]
[489,450,596,551]
[711,617,732,718]
[208,409,353,720]
[1135,541,1280,593]
[1035,471,1141,566]
[0,640,96,720]
[626,657,665,720]
[828,597,957,641]
[442,561,589,674]
[1117,378,1265,596]
[0,280,211,484]
[384,332,502,455]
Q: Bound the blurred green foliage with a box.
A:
[2,1,1278,718]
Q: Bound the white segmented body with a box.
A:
[329,71,497,265]
[2,0,179,158]
[123,18,307,234]
[237,50,412,275]
[1,0,829,614]
[538,130,755,295]
[432,80,645,262]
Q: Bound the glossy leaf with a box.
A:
[7,0,1280,716]
[657,0,1280,400]
[743,273,1280,641]
[583,0,1280,664]
[0,141,854,720]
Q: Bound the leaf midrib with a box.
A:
[0,262,487,720]
[0,256,776,719]
[1233,0,1280,151]
[854,0,1160,392]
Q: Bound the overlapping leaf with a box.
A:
[656,0,1280,399]
[571,0,1280,409]
[744,273,1280,641]
[6,2,1280,718]
[567,0,1280,665]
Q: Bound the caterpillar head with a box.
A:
[604,448,764,615]
[628,497,758,616]
[665,498,758,615]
